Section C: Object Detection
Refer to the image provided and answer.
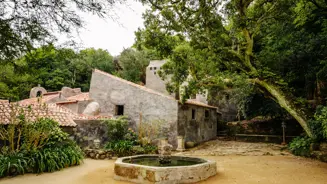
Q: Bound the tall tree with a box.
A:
[117,48,151,84]
[138,0,327,137]
[0,0,126,63]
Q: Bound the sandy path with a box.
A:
[1,156,327,184]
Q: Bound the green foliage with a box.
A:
[289,137,313,157]
[0,45,115,100]
[313,106,327,140]
[0,152,29,177]
[104,116,129,142]
[117,48,151,84]
[104,140,134,157]
[0,0,126,64]
[0,114,83,178]
[142,145,158,154]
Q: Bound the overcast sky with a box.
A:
[59,1,146,56]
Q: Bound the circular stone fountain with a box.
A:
[114,155,217,183]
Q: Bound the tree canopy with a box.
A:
[0,0,126,63]
[136,0,327,137]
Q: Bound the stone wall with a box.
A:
[58,100,92,114]
[68,120,109,148]
[89,70,179,148]
[177,104,217,144]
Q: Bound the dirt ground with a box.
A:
[1,141,327,184]
[174,139,291,156]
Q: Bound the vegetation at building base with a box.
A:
[289,106,327,158]
[103,116,158,157]
[0,117,83,178]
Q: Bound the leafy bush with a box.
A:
[29,146,83,173]
[104,140,134,157]
[314,106,327,139]
[289,137,312,157]
[308,119,324,142]
[143,144,158,154]
[103,116,160,157]
[104,116,129,142]
[0,117,84,178]
[0,152,29,177]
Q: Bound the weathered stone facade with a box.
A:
[89,69,218,148]
[71,120,109,148]
[90,69,179,147]
[178,104,217,144]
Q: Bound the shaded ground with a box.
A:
[1,141,327,184]
[174,139,291,156]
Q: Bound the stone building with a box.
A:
[89,68,218,148]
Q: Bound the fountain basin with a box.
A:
[114,155,217,184]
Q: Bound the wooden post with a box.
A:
[281,121,286,145]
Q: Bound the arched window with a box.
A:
[36,91,42,97]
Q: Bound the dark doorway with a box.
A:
[192,109,196,120]
[116,105,124,116]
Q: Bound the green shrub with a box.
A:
[289,137,312,157]
[104,116,129,142]
[143,144,158,154]
[0,117,84,178]
[314,106,327,139]
[0,152,29,177]
[104,140,134,157]
[308,119,324,142]
[29,145,83,173]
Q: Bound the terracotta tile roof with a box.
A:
[0,102,77,127]
[94,69,176,101]
[66,92,89,101]
[18,94,60,106]
[184,100,217,109]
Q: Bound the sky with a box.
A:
[59,1,146,56]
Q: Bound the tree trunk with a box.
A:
[253,78,313,137]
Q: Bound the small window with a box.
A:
[191,109,196,120]
[150,67,153,70]
[205,110,210,118]
[154,71,156,75]
[36,91,42,97]
[116,105,124,116]
[154,67,157,70]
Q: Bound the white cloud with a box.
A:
[57,1,146,56]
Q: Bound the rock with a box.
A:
[99,154,106,159]
[185,141,195,148]
[89,152,95,158]
[83,102,100,116]
[112,156,118,160]
[106,153,112,159]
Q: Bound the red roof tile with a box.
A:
[66,92,89,101]
[19,94,60,106]
[0,102,77,127]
